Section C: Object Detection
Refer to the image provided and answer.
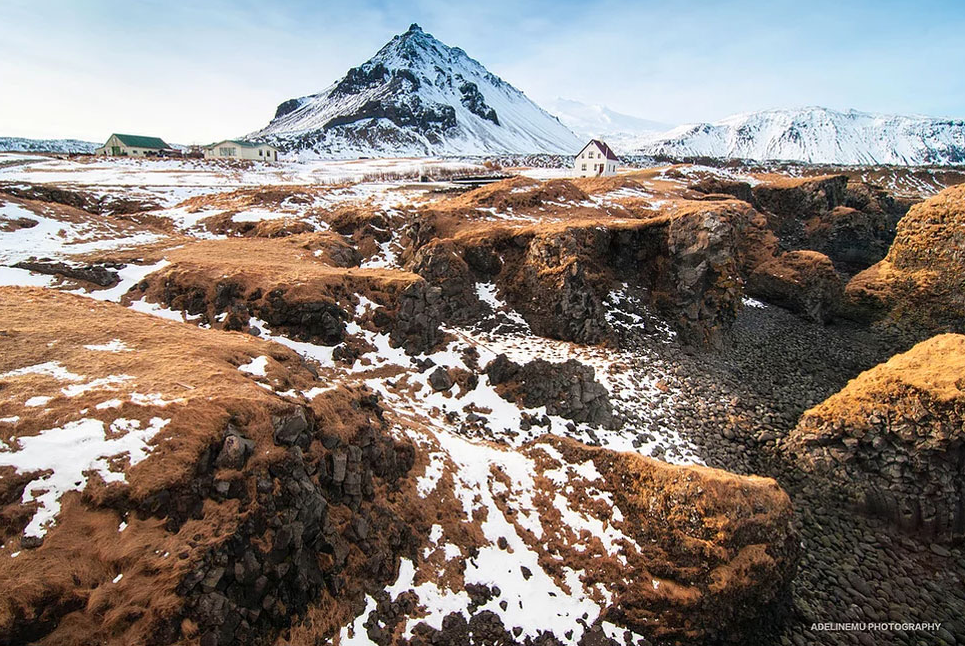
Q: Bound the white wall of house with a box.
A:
[573,142,618,177]
[95,135,164,157]
[204,141,279,162]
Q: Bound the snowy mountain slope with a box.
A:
[0,137,99,154]
[250,24,583,158]
[548,98,672,153]
[634,107,965,166]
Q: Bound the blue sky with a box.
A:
[1,0,963,143]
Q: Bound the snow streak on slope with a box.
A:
[251,24,582,158]
[636,106,965,166]
[548,98,672,154]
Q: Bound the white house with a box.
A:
[95,134,175,157]
[204,140,279,162]
[574,139,619,177]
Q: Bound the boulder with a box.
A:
[486,354,615,427]
[747,250,843,323]
[427,366,454,392]
[783,333,965,541]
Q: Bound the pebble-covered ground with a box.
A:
[643,302,965,646]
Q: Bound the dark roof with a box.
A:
[577,139,619,161]
[205,139,277,150]
[111,134,170,149]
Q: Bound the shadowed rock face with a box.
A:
[752,175,908,273]
[783,333,965,542]
[409,200,746,347]
[747,250,843,323]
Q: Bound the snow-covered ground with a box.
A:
[0,200,163,264]
[0,153,483,207]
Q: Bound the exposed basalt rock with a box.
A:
[783,334,965,541]
[408,198,746,346]
[1,184,159,215]
[747,250,843,323]
[427,366,454,392]
[387,280,448,354]
[749,175,908,273]
[485,354,615,427]
[753,175,850,244]
[178,419,418,646]
[511,227,610,343]
[538,438,799,645]
[273,97,305,120]
[13,260,120,287]
[803,204,902,273]
[459,81,499,125]
[663,203,743,346]
[0,288,420,646]
[843,183,965,340]
[409,241,481,326]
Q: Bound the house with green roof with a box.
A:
[203,139,278,162]
[95,134,175,157]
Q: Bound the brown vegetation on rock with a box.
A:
[0,287,419,646]
[783,334,965,541]
[843,183,965,339]
[0,287,800,645]
[527,437,798,644]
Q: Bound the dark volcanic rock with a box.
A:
[747,250,843,323]
[13,260,119,287]
[486,354,615,427]
[783,333,965,541]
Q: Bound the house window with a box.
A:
[581,163,586,171]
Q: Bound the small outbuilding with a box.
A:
[574,139,619,177]
[95,134,176,157]
[204,140,279,162]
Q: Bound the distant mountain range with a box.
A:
[632,107,965,166]
[546,98,672,154]
[250,24,582,157]
[248,23,965,165]
[0,137,99,154]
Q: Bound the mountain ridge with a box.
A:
[634,106,965,166]
[250,24,582,158]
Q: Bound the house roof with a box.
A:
[577,139,620,161]
[205,139,277,150]
[111,134,170,149]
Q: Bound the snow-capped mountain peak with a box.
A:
[636,106,965,166]
[251,24,582,158]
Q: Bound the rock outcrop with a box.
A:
[537,438,799,644]
[844,183,965,340]
[486,354,615,427]
[127,238,447,353]
[0,287,800,646]
[783,333,965,541]
[747,250,843,323]
[0,288,418,646]
[752,175,908,274]
[408,184,750,346]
